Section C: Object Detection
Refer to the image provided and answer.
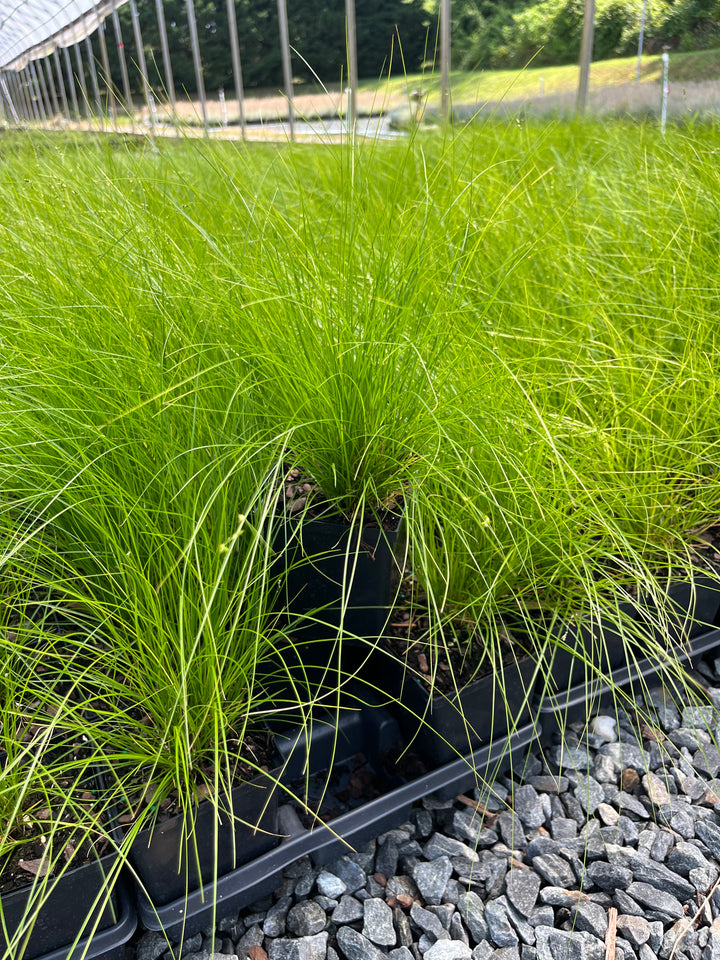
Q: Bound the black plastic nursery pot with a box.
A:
[0,851,122,960]
[640,571,720,644]
[126,762,283,909]
[372,641,540,769]
[274,511,405,643]
[537,571,720,697]
[537,625,720,742]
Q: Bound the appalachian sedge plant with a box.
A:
[0,593,121,960]
[1,120,720,771]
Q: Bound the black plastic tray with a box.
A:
[31,879,136,960]
[135,717,538,941]
[537,626,720,739]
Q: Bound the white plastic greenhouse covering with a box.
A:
[0,0,126,69]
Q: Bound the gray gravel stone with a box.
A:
[394,907,414,948]
[573,774,605,815]
[493,950,521,960]
[659,919,696,959]
[681,706,717,732]
[411,903,451,942]
[363,898,396,947]
[485,900,519,949]
[287,902,327,938]
[413,857,454,906]
[424,836,479,863]
[332,897,365,924]
[426,905,454,931]
[597,742,650,775]
[550,819,577,841]
[585,861,633,891]
[534,927,605,960]
[626,853,695,899]
[336,928,387,960]
[387,876,420,900]
[329,858,367,894]
[505,870,541,918]
[538,889,589,908]
[452,809,498,848]
[317,872,347,899]
[704,932,720,960]
[528,906,555,929]
[389,949,415,960]
[696,821,720,861]
[449,913,469,945]
[570,902,608,940]
[496,812,528,850]
[513,786,546,829]
[268,935,328,960]
[235,926,265,960]
[660,803,696,839]
[423,942,473,960]
[264,897,293,937]
[375,840,400,880]
[690,865,719,891]
[527,776,568,794]
[612,890,644,917]
[615,915,650,948]
[470,946,494,960]
[137,932,171,960]
[531,855,576,888]
[455,892,489,945]
[625,881,684,921]
[613,791,651,819]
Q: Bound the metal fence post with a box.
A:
[277,0,294,139]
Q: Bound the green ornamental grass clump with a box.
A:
[1,119,720,941]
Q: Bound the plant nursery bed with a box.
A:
[134,696,537,941]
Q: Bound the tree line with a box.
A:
[88,0,718,97]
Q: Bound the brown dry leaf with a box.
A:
[63,842,76,862]
[395,894,414,910]
[417,653,429,673]
[19,857,50,877]
[248,947,268,960]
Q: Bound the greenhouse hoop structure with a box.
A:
[0,0,458,138]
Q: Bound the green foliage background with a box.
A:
[450,0,720,71]
[37,0,720,101]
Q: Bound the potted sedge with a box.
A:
[0,628,122,960]
[0,348,304,918]
[32,463,298,912]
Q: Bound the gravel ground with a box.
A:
[126,652,720,960]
